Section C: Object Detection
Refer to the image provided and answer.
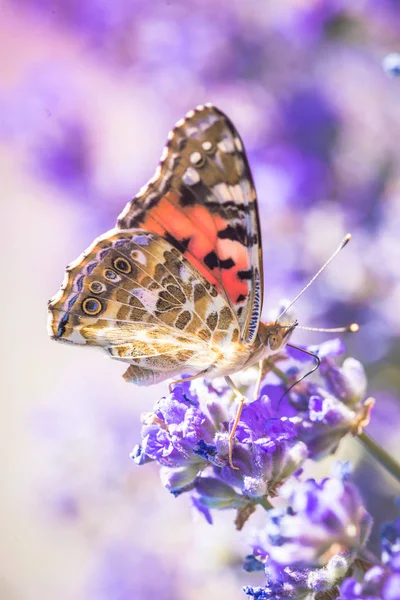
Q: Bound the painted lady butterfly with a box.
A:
[48,104,297,467]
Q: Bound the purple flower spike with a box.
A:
[283,343,373,460]
[133,338,371,523]
[249,472,371,569]
[133,380,308,515]
[340,511,400,600]
[243,554,348,599]
[320,356,367,406]
[243,474,371,599]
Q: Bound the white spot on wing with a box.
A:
[190,151,202,165]
[234,136,243,152]
[218,137,235,153]
[212,183,244,205]
[131,250,147,265]
[135,288,157,308]
[182,167,200,186]
[160,146,169,162]
[202,141,212,151]
[137,183,149,197]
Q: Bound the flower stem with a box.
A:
[268,364,289,385]
[357,546,380,567]
[357,431,400,484]
[258,496,273,511]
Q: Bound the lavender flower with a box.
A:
[340,514,400,600]
[132,379,307,519]
[275,339,374,459]
[244,471,372,599]
[252,472,371,567]
[244,554,348,599]
[132,337,376,529]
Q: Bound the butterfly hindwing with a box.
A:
[117,104,263,345]
[48,228,239,384]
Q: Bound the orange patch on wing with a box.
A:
[183,205,218,243]
[222,268,248,302]
[215,222,251,305]
[140,191,250,303]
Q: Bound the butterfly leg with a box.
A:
[225,376,246,470]
[168,373,205,394]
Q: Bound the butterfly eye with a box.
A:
[269,334,283,351]
[82,297,103,315]
[89,281,105,294]
[113,257,132,274]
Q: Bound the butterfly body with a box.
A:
[48,104,293,388]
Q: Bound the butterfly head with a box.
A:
[258,320,298,352]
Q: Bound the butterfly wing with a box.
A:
[117,104,263,345]
[48,228,239,385]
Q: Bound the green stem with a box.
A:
[258,496,273,511]
[357,546,380,568]
[268,364,289,385]
[357,431,400,484]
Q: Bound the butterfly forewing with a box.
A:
[117,104,263,345]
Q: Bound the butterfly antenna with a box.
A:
[278,343,321,406]
[277,234,352,321]
[295,323,359,333]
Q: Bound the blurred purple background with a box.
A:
[1,1,400,598]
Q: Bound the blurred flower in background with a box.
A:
[1,0,400,599]
[243,468,372,599]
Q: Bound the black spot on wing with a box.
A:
[204,251,218,269]
[164,232,191,253]
[237,268,253,280]
[178,187,197,207]
[204,251,235,270]
[236,294,246,303]
[217,224,247,244]
[57,313,69,338]
[206,200,252,213]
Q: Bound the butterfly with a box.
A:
[48,104,297,467]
